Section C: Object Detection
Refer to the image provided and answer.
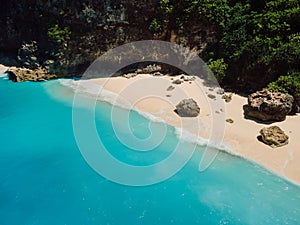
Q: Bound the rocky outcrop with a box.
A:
[175,98,200,117]
[6,68,57,82]
[0,1,217,79]
[17,41,40,69]
[244,90,294,121]
[259,126,289,148]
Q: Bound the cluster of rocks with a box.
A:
[244,90,294,122]
[241,90,294,148]
[123,73,138,79]
[122,64,164,78]
[136,64,162,74]
[172,75,196,85]
[6,67,57,82]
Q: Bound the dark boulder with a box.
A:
[244,90,294,121]
[175,98,200,117]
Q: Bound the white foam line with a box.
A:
[0,71,7,77]
[58,79,300,186]
[60,79,166,122]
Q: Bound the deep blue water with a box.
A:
[0,75,300,225]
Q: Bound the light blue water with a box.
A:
[0,75,300,225]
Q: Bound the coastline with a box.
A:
[1,65,299,185]
[72,74,300,185]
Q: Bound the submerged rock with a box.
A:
[259,126,289,148]
[244,90,294,121]
[175,98,200,117]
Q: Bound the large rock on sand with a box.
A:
[175,98,200,117]
[259,126,289,148]
[244,90,294,121]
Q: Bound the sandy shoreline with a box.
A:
[1,66,299,185]
[85,74,300,185]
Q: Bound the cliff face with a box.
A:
[0,0,216,76]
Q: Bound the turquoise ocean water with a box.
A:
[0,74,300,225]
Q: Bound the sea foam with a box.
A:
[59,78,234,154]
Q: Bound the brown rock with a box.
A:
[244,90,294,121]
[226,118,234,123]
[6,67,57,82]
[259,126,289,148]
[172,79,182,85]
[175,98,200,117]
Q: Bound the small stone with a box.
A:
[172,79,182,85]
[167,85,175,91]
[226,118,234,123]
[207,94,216,99]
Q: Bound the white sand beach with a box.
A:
[2,64,299,184]
[87,74,300,185]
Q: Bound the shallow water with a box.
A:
[0,75,299,225]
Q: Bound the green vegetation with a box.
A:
[207,58,228,83]
[1,0,299,90]
[149,18,163,32]
[151,0,300,89]
[47,24,71,43]
[268,72,300,98]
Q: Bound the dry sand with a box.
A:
[88,74,300,185]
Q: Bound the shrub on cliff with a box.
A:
[267,72,300,99]
[47,24,71,43]
[207,58,228,83]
